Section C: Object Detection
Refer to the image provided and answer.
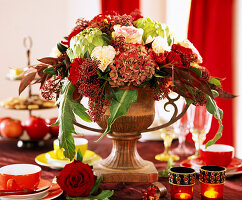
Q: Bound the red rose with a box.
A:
[57,160,96,197]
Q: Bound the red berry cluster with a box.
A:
[70,58,110,122]
[41,76,61,100]
[152,78,171,101]
[141,186,159,200]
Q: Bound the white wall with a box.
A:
[0,0,100,121]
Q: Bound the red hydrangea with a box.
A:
[109,44,157,87]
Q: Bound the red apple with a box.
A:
[0,118,24,138]
[0,117,11,136]
[46,117,59,137]
[25,116,49,140]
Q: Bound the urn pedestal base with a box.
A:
[93,132,158,183]
[94,160,158,183]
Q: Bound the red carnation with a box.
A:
[68,58,84,86]
[166,51,182,66]
[57,160,96,197]
[171,44,198,67]
[149,51,166,65]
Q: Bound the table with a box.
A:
[0,136,241,200]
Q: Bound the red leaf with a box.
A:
[19,71,37,95]
[38,57,58,65]
[174,67,213,98]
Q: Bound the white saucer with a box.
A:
[1,179,51,200]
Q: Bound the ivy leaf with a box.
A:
[96,89,138,142]
[205,96,223,148]
[76,149,83,162]
[56,80,91,160]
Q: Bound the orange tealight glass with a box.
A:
[199,166,226,200]
[169,167,196,200]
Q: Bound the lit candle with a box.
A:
[204,190,219,198]
[173,192,192,199]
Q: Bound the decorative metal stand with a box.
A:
[74,89,189,183]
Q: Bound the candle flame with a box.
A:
[204,190,219,198]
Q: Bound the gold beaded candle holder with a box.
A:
[199,166,226,200]
[169,167,196,200]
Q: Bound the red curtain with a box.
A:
[188,0,234,146]
[101,0,140,14]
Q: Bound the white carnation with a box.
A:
[179,39,203,63]
[91,45,116,72]
[152,36,170,54]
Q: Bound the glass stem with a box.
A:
[163,134,173,155]
[178,134,186,149]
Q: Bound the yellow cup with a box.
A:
[53,138,88,160]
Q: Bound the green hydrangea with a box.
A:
[133,18,174,46]
[67,28,109,61]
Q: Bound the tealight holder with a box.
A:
[169,167,196,200]
[199,166,226,200]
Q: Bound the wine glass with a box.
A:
[171,102,194,157]
[155,99,180,162]
[188,105,213,159]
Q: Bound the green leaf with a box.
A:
[72,101,92,122]
[76,149,83,162]
[43,66,57,75]
[209,76,221,87]
[93,190,114,200]
[205,96,223,148]
[212,90,219,98]
[96,89,138,142]
[154,73,167,78]
[190,67,202,77]
[158,158,174,177]
[56,80,90,160]
[57,42,68,53]
[185,98,194,105]
[84,50,91,59]
[90,177,101,195]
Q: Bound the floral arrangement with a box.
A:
[57,150,113,199]
[19,11,234,160]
